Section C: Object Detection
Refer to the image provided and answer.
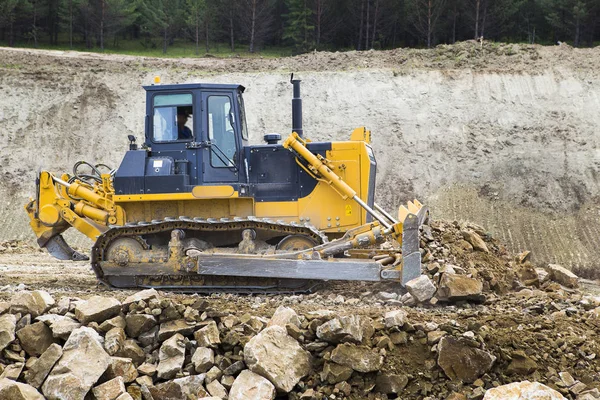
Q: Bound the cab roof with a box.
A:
[143,83,245,92]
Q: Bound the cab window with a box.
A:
[208,95,237,167]
[152,93,194,142]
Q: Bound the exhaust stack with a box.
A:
[291,74,303,138]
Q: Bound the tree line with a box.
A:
[0,0,598,55]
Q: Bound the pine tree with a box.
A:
[283,0,314,51]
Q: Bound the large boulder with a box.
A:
[125,314,157,338]
[42,327,111,400]
[316,315,365,344]
[92,377,126,400]
[267,306,301,328]
[158,319,197,341]
[483,381,566,399]
[49,316,81,340]
[329,343,383,373]
[229,369,276,400]
[383,310,407,328]
[320,362,353,384]
[157,333,186,380]
[10,291,55,318]
[104,327,126,356]
[461,230,489,252]
[103,357,139,383]
[0,314,16,352]
[17,321,55,356]
[26,343,63,389]
[244,326,310,393]
[0,378,44,400]
[75,296,122,324]
[437,274,484,302]
[406,275,437,303]
[192,347,215,373]
[437,337,496,383]
[194,321,221,348]
[547,264,579,288]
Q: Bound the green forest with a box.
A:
[0,0,598,57]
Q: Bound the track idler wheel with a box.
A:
[276,235,318,252]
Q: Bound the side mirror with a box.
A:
[128,135,138,150]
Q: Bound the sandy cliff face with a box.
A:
[1,44,598,275]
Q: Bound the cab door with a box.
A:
[200,92,240,184]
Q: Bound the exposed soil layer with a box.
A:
[1,42,599,276]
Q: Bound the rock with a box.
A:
[267,305,301,328]
[223,361,245,376]
[0,362,24,380]
[0,378,44,400]
[100,315,127,332]
[206,379,228,398]
[49,316,81,340]
[157,333,186,380]
[192,347,215,373]
[427,330,447,344]
[547,264,579,288]
[116,394,134,400]
[506,351,537,375]
[244,326,310,393]
[406,275,437,303]
[137,362,157,376]
[10,290,55,318]
[105,327,126,356]
[42,327,111,400]
[194,321,221,348]
[123,289,159,308]
[437,273,484,302]
[482,381,565,399]
[229,369,276,400]
[316,315,364,343]
[320,362,353,384]
[116,340,146,366]
[461,230,489,253]
[158,319,196,341]
[125,314,157,338]
[221,375,235,390]
[26,343,63,389]
[17,321,55,357]
[330,343,383,373]
[92,377,126,400]
[437,337,495,383]
[558,371,575,387]
[75,296,122,324]
[149,375,208,400]
[206,366,223,383]
[0,313,16,352]
[104,357,139,383]
[384,310,407,328]
[375,373,409,394]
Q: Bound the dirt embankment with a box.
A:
[1,42,599,276]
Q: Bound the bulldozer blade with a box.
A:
[44,235,89,261]
[195,256,383,281]
[400,213,421,285]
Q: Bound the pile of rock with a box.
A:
[394,220,582,307]
[0,289,410,399]
[0,282,599,399]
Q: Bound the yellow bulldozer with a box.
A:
[24,75,428,292]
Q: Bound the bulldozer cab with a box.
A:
[132,83,250,189]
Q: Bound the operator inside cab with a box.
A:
[176,107,193,140]
[152,93,194,142]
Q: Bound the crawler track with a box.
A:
[91,216,329,293]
